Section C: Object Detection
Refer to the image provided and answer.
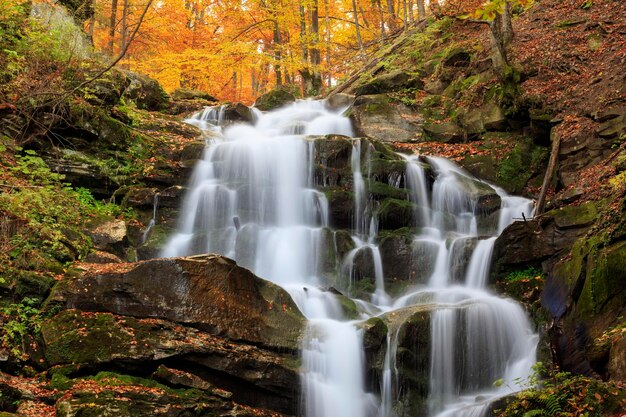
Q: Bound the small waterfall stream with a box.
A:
[162,100,538,417]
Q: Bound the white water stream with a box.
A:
[162,100,538,417]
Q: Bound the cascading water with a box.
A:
[162,99,538,417]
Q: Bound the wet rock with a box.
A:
[325,93,355,110]
[223,102,254,123]
[359,317,388,382]
[123,187,158,208]
[379,230,436,289]
[354,71,424,96]
[378,199,415,230]
[47,254,304,351]
[378,306,432,416]
[157,185,186,208]
[325,188,355,229]
[350,94,424,143]
[180,140,206,161]
[255,89,296,111]
[448,237,478,283]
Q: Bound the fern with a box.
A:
[523,410,547,417]
[543,394,562,416]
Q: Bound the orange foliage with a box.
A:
[87,0,489,103]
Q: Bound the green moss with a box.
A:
[496,136,548,193]
[41,310,133,365]
[336,292,359,320]
[578,240,626,319]
[367,180,408,200]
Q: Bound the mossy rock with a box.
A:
[378,198,415,231]
[255,89,296,111]
[494,136,548,194]
[548,201,599,230]
[12,271,55,303]
[353,70,424,96]
[122,71,171,111]
[324,188,355,229]
[367,180,408,201]
[80,68,130,107]
[576,240,626,320]
[422,120,464,143]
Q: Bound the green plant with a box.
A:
[496,363,625,417]
[503,267,543,282]
[0,297,43,358]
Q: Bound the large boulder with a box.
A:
[255,89,296,111]
[47,254,305,351]
[350,94,424,143]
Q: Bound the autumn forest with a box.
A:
[92,0,491,102]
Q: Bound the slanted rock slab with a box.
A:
[47,254,305,351]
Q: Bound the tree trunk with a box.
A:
[417,0,425,19]
[324,0,332,87]
[402,0,408,28]
[352,0,366,62]
[376,0,385,39]
[120,0,129,52]
[502,0,514,45]
[536,129,561,215]
[309,0,322,94]
[386,0,397,31]
[273,21,283,87]
[108,0,119,54]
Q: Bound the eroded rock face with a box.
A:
[41,310,299,413]
[48,254,305,351]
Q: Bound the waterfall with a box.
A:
[162,99,538,417]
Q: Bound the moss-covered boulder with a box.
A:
[47,254,305,351]
[80,68,130,107]
[122,71,171,111]
[255,89,296,111]
[354,71,424,97]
